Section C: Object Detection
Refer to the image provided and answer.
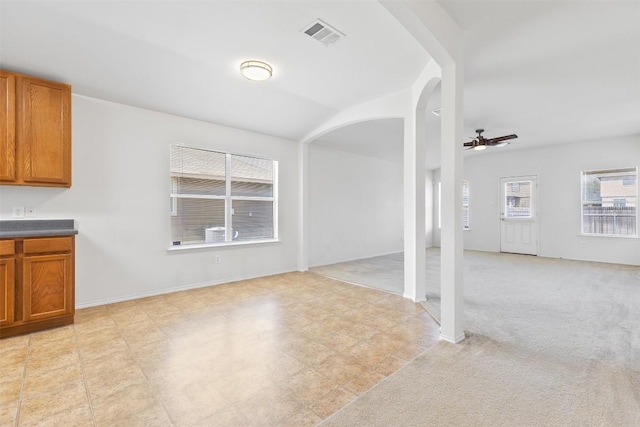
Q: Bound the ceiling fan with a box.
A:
[464,129,518,151]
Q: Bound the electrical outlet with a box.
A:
[12,206,25,218]
[214,255,221,264]
[25,207,37,218]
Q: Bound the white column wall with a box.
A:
[403,105,427,301]
[298,141,309,271]
[383,0,466,342]
[439,63,465,343]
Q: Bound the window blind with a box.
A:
[170,145,277,245]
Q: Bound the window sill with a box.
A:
[579,234,638,240]
[167,239,281,252]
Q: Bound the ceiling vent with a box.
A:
[301,19,345,46]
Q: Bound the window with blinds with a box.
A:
[437,180,470,230]
[170,145,277,246]
[462,180,470,230]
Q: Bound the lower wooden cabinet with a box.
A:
[0,235,74,338]
[0,241,15,326]
[23,253,73,322]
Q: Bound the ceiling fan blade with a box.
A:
[486,134,518,145]
[463,141,475,147]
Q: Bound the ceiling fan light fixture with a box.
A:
[463,129,518,150]
[240,60,273,81]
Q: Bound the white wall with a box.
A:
[0,95,301,307]
[308,144,403,267]
[460,135,640,266]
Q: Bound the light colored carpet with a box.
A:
[321,333,640,427]
[316,249,640,426]
[423,250,640,369]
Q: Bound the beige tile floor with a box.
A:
[0,272,440,426]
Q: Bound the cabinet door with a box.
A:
[17,75,71,186]
[0,71,16,182]
[0,258,15,326]
[23,253,73,321]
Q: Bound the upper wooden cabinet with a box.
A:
[0,72,16,181]
[0,69,71,187]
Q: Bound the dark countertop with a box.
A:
[0,219,78,239]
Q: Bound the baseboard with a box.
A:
[402,292,426,303]
[309,250,402,269]
[440,332,466,344]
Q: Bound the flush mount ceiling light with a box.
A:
[240,60,272,81]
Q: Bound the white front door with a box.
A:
[500,176,538,255]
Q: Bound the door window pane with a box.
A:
[505,181,532,218]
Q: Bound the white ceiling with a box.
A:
[1,1,639,168]
[0,0,428,141]
[440,0,640,150]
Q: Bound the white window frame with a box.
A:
[169,145,279,249]
[580,167,638,238]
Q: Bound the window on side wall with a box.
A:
[438,182,442,229]
[581,167,637,237]
[462,180,470,230]
[437,180,471,230]
[170,145,278,246]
